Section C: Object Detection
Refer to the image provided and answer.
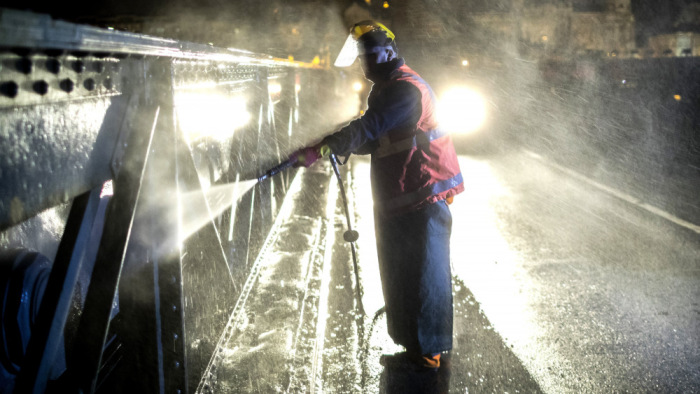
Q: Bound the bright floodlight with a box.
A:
[352,81,363,92]
[438,86,487,134]
[176,92,251,142]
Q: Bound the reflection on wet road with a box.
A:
[209,148,699,393]
[350,157,540,394]
[448,150,700,393]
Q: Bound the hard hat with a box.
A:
[334,20,396,67]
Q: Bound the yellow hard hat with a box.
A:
[334,20,396,67]
[351,20,395,43]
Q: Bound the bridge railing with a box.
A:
[0,9,357,393]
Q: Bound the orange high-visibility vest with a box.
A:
[371,65,464,213]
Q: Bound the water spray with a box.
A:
[174,156,299,251]
[186,152,371,323]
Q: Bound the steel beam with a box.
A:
[0,9,350,393]
[68,98,156,393]
[13,187,102,393]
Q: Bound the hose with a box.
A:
[328,154,365,317]
[329,154,388,388]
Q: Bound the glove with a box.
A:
[318,144,332,158]
[292,144,331,168]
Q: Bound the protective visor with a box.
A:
[333,21,396,68]
[334,34,359,67]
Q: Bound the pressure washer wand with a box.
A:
[329,153,366,317]
[257,156,297,183]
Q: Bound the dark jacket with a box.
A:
[323,58,463,213]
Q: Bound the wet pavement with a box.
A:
[202,147,699,393]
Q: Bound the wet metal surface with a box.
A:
[0,10,379,392]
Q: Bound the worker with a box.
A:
[293,20,464,369]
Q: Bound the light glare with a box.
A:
[268,82,282,95]
[438,87,487,134]
[176,92,251,142]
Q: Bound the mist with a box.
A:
[0,1,698,393]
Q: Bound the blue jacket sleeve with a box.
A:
[323,80,422,156]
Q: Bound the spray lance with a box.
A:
[256,157,296,183]
[257,144,327,182]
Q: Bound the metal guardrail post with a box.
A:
[68,91,157,392]
[14,188,102,393]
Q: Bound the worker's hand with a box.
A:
[292,147,319,168]
[292,144,331,168]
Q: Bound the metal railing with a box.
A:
[0,8,352,393]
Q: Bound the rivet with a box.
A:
[103,78,113,90]
[16,58,32,74]
[46,58,61,74]
[83,78,96,91]
[174,361,180,368]
[0,81,19,98]
[171,304,177,312]
[173,333,178,340]
[60,79,74,93]
[72,60,85,73]
[32,80,49,95]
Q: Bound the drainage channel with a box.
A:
[196,164,344,393]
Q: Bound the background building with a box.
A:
[645,3,700,56]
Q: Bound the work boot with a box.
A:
[380,351,441,370]
[421,353,440,369]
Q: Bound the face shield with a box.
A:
[334,34,359,67]
[333,21,396,68]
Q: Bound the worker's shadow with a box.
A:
[379,353,451,394]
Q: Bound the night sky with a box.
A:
[0,0,697,45]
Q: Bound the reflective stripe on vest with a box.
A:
[384,172,463,209]
[375,127,450,158]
